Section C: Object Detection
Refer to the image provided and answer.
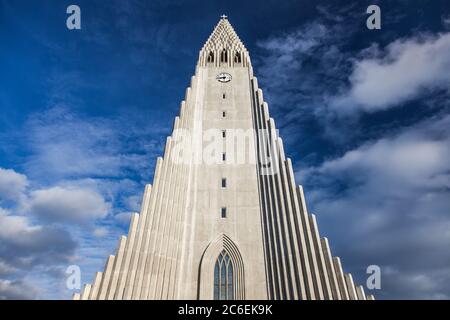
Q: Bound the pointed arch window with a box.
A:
[220,49,228,63]
[214,250,234,300]
[207,51,214,63]
[234,52,242,64]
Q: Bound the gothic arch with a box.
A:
[220,49,228,64]
[207,51,214,63]
[198,234,245,300]
[234,51,241,64]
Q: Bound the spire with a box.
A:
[198,16,250,67]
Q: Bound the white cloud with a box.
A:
[0,260,17,277]
[0,208,76,259]
[0,279,37,300]
[0,208,40,240]
[0,260,17,276]
[93,227,108,237]
[123,194,142,212]
[0,168,28,202]
[311,135,450,191]
[443,15,450,28]
[28,186,110,223]
[256,20,348,102]
[0,104,161,299]
[114,211,134,226]
[254,15,357,145]
[24,107,164,182]
[332,32,450,112]
[299,115,450,298]
[0,207,76,300]
[258,22,327,65]
[25,108,127,178]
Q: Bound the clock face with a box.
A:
[216,72,232,83]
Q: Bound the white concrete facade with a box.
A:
[75,17,372,300]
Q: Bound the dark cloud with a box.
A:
[0,207,77,300]
[0,279,38,300]
[0,223,77,268]
[300,115,450,299]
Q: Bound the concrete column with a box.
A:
[123,184,153,299]
[155,138,181,299]
[345,273,358,300]
[141,155,170,299]
[252,83,278,299]
[271,136,298,299]
[281,157,307,299]
[106,236,127,299]
[97,255,115,300]
[174,92,197,299]
[320,238,341,300]
[265,118,289,299]
[80,284,91,300]
[169,95,193,299]
[161,125,188,299]
[297,186,321,300]
[115,213,139,299]
[309,214,332,299]
[356,285,367,300]
[134,158,164,299]
[88,272,103,300]
[333,257,349,300]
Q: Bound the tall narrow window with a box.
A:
[214,250,234,300]
[207,51,214,63]
[222,152,226,162]
[223,93,226,99]
[221,178,227,188]
[221,207,227,218]
[221,50,228,63]
[222,111,226,118]
[234,52,241,63]
[222,130,226,138]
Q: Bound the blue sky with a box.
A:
[0,0,450,299]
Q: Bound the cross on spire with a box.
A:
[221,14,228,19]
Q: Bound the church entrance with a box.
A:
[198,234,245,300]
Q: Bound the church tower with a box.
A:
[74,16,374,301]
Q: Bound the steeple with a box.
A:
[73,16,374,301]
[199,16,250,67]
